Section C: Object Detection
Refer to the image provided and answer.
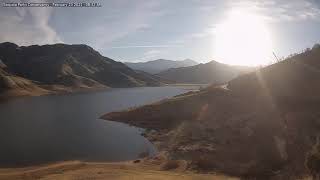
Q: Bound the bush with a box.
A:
[160,160,180,170]
[305,136,320,179]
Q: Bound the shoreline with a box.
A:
[0,84,203,103]
[0,86,109,103]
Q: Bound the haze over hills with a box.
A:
[103,44,320,179]
[124,59,198,74]
[0,42,162,99]
[156,60,254,84]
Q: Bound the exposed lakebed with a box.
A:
[0,86,194,166]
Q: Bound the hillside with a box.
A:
[0,65,53,100]
[125,59,198,74]
[0,42,163,99]
[156,60,253,84]
[102,45,320,179]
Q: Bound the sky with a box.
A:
[0,0,320,65]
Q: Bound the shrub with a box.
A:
[305,136,320,179]
[160,160,180,170]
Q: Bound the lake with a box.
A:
[0,86,192,167]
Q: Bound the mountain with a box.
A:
[124,59,198,74]
[0,42,162,99]
[102,45,320,179]
[157,60,253,84]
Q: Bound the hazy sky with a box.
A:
[1,0,320,64]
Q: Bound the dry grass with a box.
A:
[0,161,238,180]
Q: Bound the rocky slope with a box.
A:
[125,59,198,74]
[102,45,320,179]
[156,60,253,84]
[0,42,163,100]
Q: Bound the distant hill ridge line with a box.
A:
[126,58,197,63]
[124,59,199,74]
[156,59,254,84]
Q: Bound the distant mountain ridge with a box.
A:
[125,59,198,74]
[156,60,254,84]
[0,42,162,100]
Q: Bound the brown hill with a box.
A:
[0,42,162,88]
[0,42,163,100]
[156,60,253,84]
[228,45,320,99]
[102,45,320,179]
[0,66,51,101]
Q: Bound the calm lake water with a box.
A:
[0,86,191,167]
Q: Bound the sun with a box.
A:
[214,9,274,66]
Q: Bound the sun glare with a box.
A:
[214,9,273,66]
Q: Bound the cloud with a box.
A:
[0,0,62,45]
[138,49,162,61]
[227,0,320,22]
[177,0,320,47]
[144,50,161,56]
[83,0,166,50]
[0,0,165,48]
[189,27,216,38]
